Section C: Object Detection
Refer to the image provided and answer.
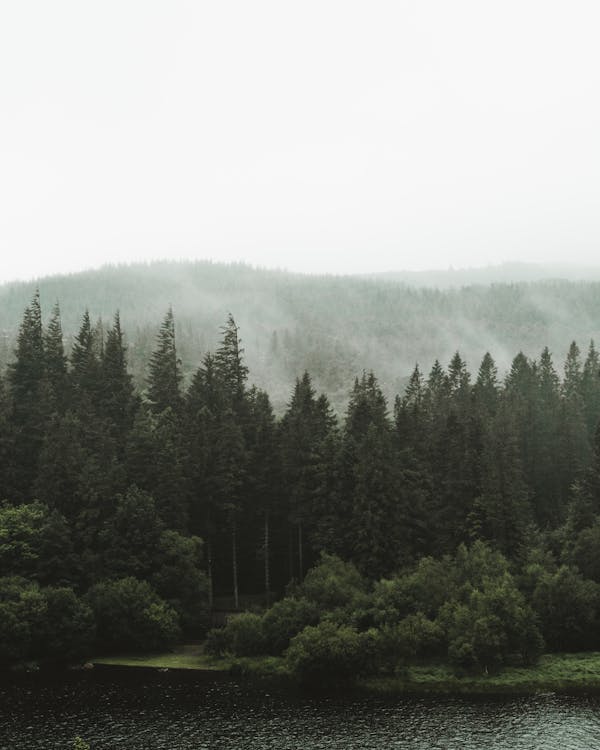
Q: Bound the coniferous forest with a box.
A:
[4,290,600,676]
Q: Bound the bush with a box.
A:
[440,573,543,672]
[37,587,95,663]
[86,577,180,652]
[532,565,600,651]
[286,621,376,686]
[262,597,320,655]
[380,613,444,667]
[299,553,367,610]
[206,612,265,657]
[0,577,47,667]
[151,530,209,635]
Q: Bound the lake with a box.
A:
[2,670,600,749]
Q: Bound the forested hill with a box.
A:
[2,261,600,411]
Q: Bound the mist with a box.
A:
[2,1,600,282]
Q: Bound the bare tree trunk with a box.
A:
[288,523,294,582]
[264,509,270,606]
[207,538,214,611]
[232,515,239,610]
[298,521,303,580]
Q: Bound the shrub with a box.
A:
[85,577,180,652]
[286,621,376,686]
[206,612,265,657]
[299,553,367,610]
[440,572,544,672]
[262,597,320,655]
[37,587,95,663]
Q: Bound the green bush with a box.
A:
[37,587,95,663]
[286,621,376,686]
[262,597,320,655]
[532,565,600,651]
[440,572,543,672]
[206,612,265,657]
[299,553,367,610]
[374,612,444,672]
[0,577,47,667]
[85,577,180,652]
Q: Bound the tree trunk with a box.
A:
[207,538,214,611]
[264,509,270,606]
[288,523,294,582]
[232,515,239,610]
[298,521,303,580]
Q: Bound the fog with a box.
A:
[2,1,600,283]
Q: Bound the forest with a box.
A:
[3,290,600,678]
[4,260,600,413]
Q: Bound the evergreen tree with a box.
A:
[582,341,600,438]
[70,310,101,405]
[8,291,46,501]
[100,312,138,436]
[215,313,249,411]
[147,308,182,414]
[44,302,68,411]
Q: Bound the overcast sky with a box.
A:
[1,1,599,282]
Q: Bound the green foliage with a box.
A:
[151,530,209,634]
[372,556,456,625]
[286,621,376,686]
[37,587,96,663]
[570,521,600,582]
[299,553,367,610]
[206,613,265,657]
[0,577,47,667]
[532,565,600,651]
[440,572,543,672]
[73,738,90,750]
[85,577,181,652]
[261,597,320,655]
[374,614,444,672]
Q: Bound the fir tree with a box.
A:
[147,308,182,414]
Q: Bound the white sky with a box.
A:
[1,0,600,282]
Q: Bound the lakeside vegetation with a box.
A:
[3,287,600,690]
[92,646,600,696]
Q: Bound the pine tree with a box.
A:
[473,352,499,416]
[214,314,248,410]
[8,291,46,501]
[582,341,600,438]
[280,372,335,580]
[70,310,101,404]
[147,308,182,414]
[100,312,138,436]
[44,302,68,411]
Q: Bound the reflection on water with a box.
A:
[1,671,600,749]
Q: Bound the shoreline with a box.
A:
[88,649,600,697]
[6,648,600,697]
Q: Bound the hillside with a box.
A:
[2,261,600,411]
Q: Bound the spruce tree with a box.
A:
[147,308,182,414]
[44,302,68,411]
[100,312,138,436]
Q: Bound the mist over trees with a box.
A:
[3,286,600,671]
[3,261,600,412]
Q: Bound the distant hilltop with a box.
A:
[365,261,600,288]
[2,260,600,412]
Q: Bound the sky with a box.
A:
[1,0,600,282]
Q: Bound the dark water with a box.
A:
[2,670,600,749]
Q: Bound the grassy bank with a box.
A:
[361,652,600,695]
[92,644,288,677]
[92,647,600,695]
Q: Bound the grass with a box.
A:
[92,643,288,677]
[361,652,600,695]
[92,647,600,695]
